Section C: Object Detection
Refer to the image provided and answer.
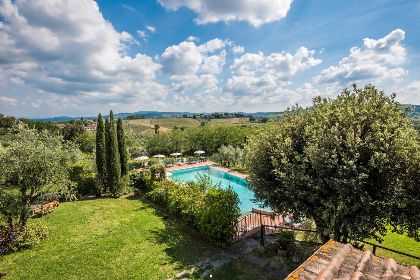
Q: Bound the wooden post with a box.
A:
[261,225,265,246]
[372,244,377,255]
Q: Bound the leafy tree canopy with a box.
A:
[0,124,80,226]
[245,84,420,242]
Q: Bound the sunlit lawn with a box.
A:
[366,229,420,267]
[1,196,417,280]
[0,196,214,280]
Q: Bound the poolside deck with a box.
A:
[234,209,285,241]
[166,161,248,179]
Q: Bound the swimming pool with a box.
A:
[168,166,266,213]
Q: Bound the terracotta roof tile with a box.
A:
[285,240,420,280]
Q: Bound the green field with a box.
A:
[207,117,251,125]
[124,118,200,133]
[123,117,265,134]
[0,197,214,280]
[366,230,420,267]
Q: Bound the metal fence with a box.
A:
[258,224,420,262]
[234,209,284,242]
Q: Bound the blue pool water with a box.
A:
[169,166,266,213]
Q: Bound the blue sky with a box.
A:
[0,0,419,117]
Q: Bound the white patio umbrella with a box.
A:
[153,154,165,158]
[194,150,205,155]
[170,152,182,162]
[135,156,149,161]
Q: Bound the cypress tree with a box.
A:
[106,111,121,196]
[105,118,111,193]
[95,113,107,196]
[117,118,128,176]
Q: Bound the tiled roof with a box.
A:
[286,240,420,280]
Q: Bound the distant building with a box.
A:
[84,122,97,131]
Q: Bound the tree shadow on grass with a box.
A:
[126,195,215,269]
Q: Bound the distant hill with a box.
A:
[31,111,281,122]
[28,105,420,122]
[407,105,420,119]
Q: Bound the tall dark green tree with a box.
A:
[105,111,121,196]
[95,113,107,196]
[117,118,128,176]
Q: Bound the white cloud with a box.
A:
[146,25,156,33]
[186,35,199,42]
[0,96,18,106]
[137,30,146,38]
[200,51,227,74]
[158,38,231,111]
[315,29,407,85]
[158,0,292,27]
[232,45,245,54]
[159,38,228,76]
[160,41,203,75]
[0,0,164,115]
[198,38,228,53]
[227,47,321,96]
[396,81,420,104]
[122,4,136,12]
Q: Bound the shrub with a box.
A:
[69,156,97,196]
[12,221,48,251]
[147,177,240,246]
[275,230,295,250]
[117,175,131,196]
[198,187,240,246]
[130,171,152,193]
[150,165,166,182]
[0,221,48,255]
[147,180,177,207]
[213,145,244,167]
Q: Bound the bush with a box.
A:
[130,171,152,193]
[275,230,295,250]
[117,175,131,196]
[0,221,48,255]
[69,156,97,196]
[198,187,240,246]
[13,221,48,251]
[147,180,177,207]
[213,145,244,167]
[150,165,166,182]
[147,177,240,246]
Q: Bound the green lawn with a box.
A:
[203,259,276,280]
[0,196,214,280]
[1,197,417,280]
[366,229,420,267]
[125,118,200,134]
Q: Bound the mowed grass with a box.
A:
[366,229,420,267]
[0,197,214,280]
[204,259,276,280]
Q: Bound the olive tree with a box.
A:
[0,125,79,228]
[245,85,420,242]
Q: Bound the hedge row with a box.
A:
[130,169,240,246]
